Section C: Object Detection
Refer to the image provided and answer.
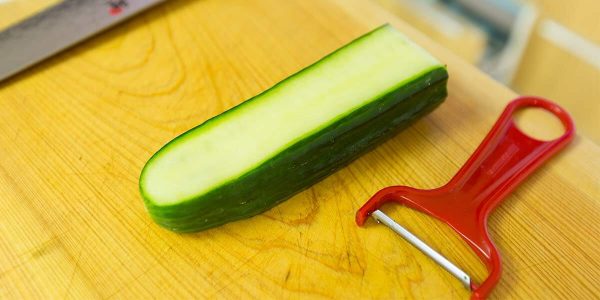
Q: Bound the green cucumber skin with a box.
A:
[142,68,448,232]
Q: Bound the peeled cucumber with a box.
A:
[139,24,448,232]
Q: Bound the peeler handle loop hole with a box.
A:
[509,96,575,142]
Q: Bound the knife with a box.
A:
[0,0,166,82]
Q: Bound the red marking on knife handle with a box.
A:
[108,0,128,15]
[109,7,122,15]
[356,96,575,299]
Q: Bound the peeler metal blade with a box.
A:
[371,209,471,289]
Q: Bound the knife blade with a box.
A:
[0,0,165,82]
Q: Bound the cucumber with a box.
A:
[140,24,448,232]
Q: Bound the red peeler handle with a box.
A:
[356,96,575,299]
[444,96,574,298]
[445,96,575,210]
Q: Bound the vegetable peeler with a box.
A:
[356,96,575,299]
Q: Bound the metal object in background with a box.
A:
[0,0,166,82]
[440,0,538,83]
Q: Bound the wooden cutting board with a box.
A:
[1,0,599,298]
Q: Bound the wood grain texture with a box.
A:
[0,0,599,298]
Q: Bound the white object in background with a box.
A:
[539,19,600,71]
